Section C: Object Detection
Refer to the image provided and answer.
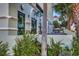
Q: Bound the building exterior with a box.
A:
[0,3,38,55]
[0,3,32,36]
[0,3,59,37]
[0,3,43,35]
[0,3,18,36]
[0,3,73,55]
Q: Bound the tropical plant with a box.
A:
[0,41,8,56]
[54,3,79,37]
[60,46,72,56]
[58,37,79,56]
[71,4,79,38]
[71,37,79,56]
[53,20,60,28]
[13,33,41,56]
[60,20,67,27]
[48,38,62,56]
[54,4,72,19]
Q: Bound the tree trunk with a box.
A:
[67,16,72,30]
[41,3,47,56]
[71,4,79,37]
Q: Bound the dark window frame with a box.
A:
[17,11,25,35]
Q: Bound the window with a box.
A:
[31,18,37,34]
[17,11,25,35]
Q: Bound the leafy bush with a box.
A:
[47,38,71,56]
[60,20,67,27]
[60,46,72,56]
[48,39,62,56]
[53,20,60,28]
[71,37,79,56]
[0,41,8,56]
[13,33,41,56]
[13,33,79,56]
[61,37,79,56]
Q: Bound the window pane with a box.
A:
[17,11,25,35]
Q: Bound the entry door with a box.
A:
[18,11,25,35]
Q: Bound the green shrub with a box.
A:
[13,33,41,56]
[13,33,79,56]
[0,41,8,56]
[60,46,72,56]
[47,38,72,56]
[71,37,79,56]
[48,39,62,56]
[60,20,67,27]
[53,20,60,28]
[59,37,79,56]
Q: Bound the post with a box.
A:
[41,3,47,56]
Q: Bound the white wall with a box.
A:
[0,18,8,28]
[0,3,9,28]
[0,35,17,55]
[0,3,9,16]
[0,4,9,36]
[9,3,18,17]
[37,35,73,48]
[47,4,53,20]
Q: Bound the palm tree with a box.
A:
[71,4,79,37]
[54,3,72,28]
[54,3,79,37]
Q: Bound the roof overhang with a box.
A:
[29,3,43,13]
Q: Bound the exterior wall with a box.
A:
[9,3,18,17]
[0,3,18,36]
[0,3,9,16]
[37,35,73,48]
[0,18,8,28]
[8,3,18,35]
[0,3,18,55]
[0,35,17,55]
[17,3,32,32]
[47,4,53,20]
[0,3,33,35]
[0,3,32,55]
[0,4,9,36]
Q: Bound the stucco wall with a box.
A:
[9,3,18,17]
[0,3,9,16]
[0,18,8,28]
[0,4,9,36]
[37,35,73,48]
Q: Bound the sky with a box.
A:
[53,9,60,17]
